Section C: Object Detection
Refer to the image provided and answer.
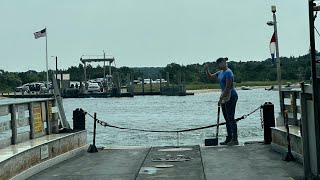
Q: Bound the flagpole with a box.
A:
[45,27,49,88]
[272,6,283,117]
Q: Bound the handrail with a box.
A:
[0,98,54,107]
[0,99,59,149]
[281,90,301,126]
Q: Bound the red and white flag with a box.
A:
[269,33,276,65]
[34,28,46,39]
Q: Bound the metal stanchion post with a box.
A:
[283,109,295,161]
[88,112,98,153]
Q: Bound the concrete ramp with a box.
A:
[28,144,303,179]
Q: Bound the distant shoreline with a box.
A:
[187,86,271,94]
[186,89,219,94]
[0,86,273,97]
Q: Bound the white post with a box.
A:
[272,6,283,115]
[84,62,87,93]
[45,27,49,88]
[104,51,106,82]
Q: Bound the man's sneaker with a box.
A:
[219,136,231,145]
[227,138,239,146]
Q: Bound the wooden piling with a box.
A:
[142,76,145,94]
[131,73,134,94]
[28,102,35,139]
[45,101,51,135]
[10,104,17,144]
[166,72,170,87]
[150,77,152,92]
[160,74,163,94]
[127,73,130,93]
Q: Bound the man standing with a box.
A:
[204,57,238,146]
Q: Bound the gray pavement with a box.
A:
[28,148,149,180]
[136,146,205,180]
[202,143,303,180]
[28,143,303,180]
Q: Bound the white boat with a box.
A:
[241,86,253,90]
[265,83,301,91]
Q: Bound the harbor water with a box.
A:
[0,88,280,147]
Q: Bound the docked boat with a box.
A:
[240,86,253,90]
[265,83,301,91]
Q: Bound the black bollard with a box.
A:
[263,102,275,144]
[88,112,98,153]
[73,108,86,130]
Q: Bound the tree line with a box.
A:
[0,52,315,92]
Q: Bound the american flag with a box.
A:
[269,33,276,65]
[34,28,46,39]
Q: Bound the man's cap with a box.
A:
[216,57,228,64]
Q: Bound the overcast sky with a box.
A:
[0,0,316,72]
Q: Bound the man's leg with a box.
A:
[226,94,238,146]
[220,104,232,145]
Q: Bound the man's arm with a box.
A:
[204,64,217,80]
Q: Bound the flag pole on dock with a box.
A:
[34,27,49,87]
[267,6,283,117]
[45,27,49,88]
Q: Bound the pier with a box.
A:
[0,99,87,180]
[28,144,302,179]
[0,95,307,179]
[2,0,320,179]
[0,73,194,98]
[1,87,316,179]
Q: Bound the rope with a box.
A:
[84,104,263,133]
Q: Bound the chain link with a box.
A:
[83,104,263,133]
[241,105,262,121]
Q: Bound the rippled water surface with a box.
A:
[0,88,280,147]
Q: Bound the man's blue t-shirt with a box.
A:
[215,68,237,96]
